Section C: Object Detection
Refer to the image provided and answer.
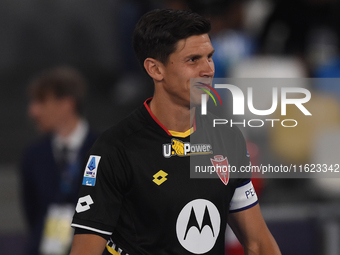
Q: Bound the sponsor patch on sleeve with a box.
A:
[82,155,101,187]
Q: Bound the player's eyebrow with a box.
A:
[208,49,215,58]
[185,54,201,61]
[185,49,215,61]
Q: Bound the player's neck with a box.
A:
[149,96,195,133]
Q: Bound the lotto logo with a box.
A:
[76,195,94,213]
[153,170,168,185]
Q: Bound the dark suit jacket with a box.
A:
[20,129,98,255]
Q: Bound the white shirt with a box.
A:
[53,119,89,164]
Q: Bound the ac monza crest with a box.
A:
[210,155,229,185]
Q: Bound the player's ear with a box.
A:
[144,58,164,82]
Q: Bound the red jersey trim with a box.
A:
[144,98,172,136]
[143,98,197,136]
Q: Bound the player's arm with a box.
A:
[69,234,107,255]
[228,203,281,255]
[70,143,128,255]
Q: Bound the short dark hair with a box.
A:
[28,66,87,115]
[132,9,211,69]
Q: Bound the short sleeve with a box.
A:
[71,139,130,236]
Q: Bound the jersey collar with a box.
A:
[143,98,196,138]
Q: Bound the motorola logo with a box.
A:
[176,199,220,254]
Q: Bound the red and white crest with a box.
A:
[210,155,229,185]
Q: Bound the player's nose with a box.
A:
[200,58,214,78]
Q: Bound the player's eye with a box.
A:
[189,56,199,62]
[207,50,215,61]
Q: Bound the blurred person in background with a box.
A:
[20,66,98,255]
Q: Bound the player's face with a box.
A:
[161,34,215,107]
[28,94,68,133]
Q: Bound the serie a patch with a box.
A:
[82,155,101,187]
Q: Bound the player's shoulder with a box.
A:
[92,106,148,151]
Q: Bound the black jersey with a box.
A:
[71,99,258,255]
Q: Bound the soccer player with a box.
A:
[69,9,281,255]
